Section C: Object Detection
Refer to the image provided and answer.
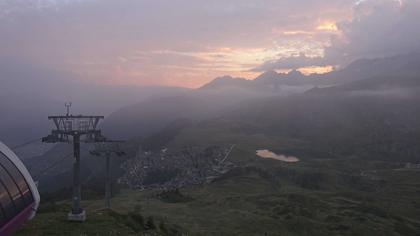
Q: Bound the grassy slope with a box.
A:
[17,166,420,236]
[17,126,420,235]
[16,205,136,236]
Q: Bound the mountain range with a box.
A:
[103,52,420,142]
[200,52,420,91]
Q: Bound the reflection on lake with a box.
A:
[256,149,299,163]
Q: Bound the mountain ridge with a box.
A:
[200,52,420,91]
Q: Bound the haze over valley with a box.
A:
[1,0,420,235]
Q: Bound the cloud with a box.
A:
[0,0,353,87]
[325,0,420,64]
[6,0,418,86]
[0,0,94,18]
[255,0,420,71]
[253,53,326,71]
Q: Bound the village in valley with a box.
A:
[119,145,236,190]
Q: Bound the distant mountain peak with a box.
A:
[255,70,279,82]
[199,75,248,90]
[214,75,235,81]
[287,69,304,77]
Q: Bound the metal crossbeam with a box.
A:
[48,115,104,132]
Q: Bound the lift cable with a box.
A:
[32,152,73,180]
[11,138,43,151]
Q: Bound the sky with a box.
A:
[0,0,419,88]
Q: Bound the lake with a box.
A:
[256,149,299,163]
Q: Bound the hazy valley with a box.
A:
[9,53,420,235]
[2,1,420,235]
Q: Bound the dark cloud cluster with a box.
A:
[253,53,326,71]
[256,0,420,71]
[326,0,420,64]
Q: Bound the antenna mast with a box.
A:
[65,102,72,116]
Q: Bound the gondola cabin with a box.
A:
[0,142,40,236]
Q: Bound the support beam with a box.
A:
[89,141,125,209]
[68,133,86,222]
[105,153,111,209]
[42,105,105,222]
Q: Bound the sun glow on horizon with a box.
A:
[316,22,338,31]
[298,65,334,75]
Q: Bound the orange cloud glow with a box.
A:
[316,22,338,31]
[298,65,334,75]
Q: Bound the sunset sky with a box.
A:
[1,0,419,88]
